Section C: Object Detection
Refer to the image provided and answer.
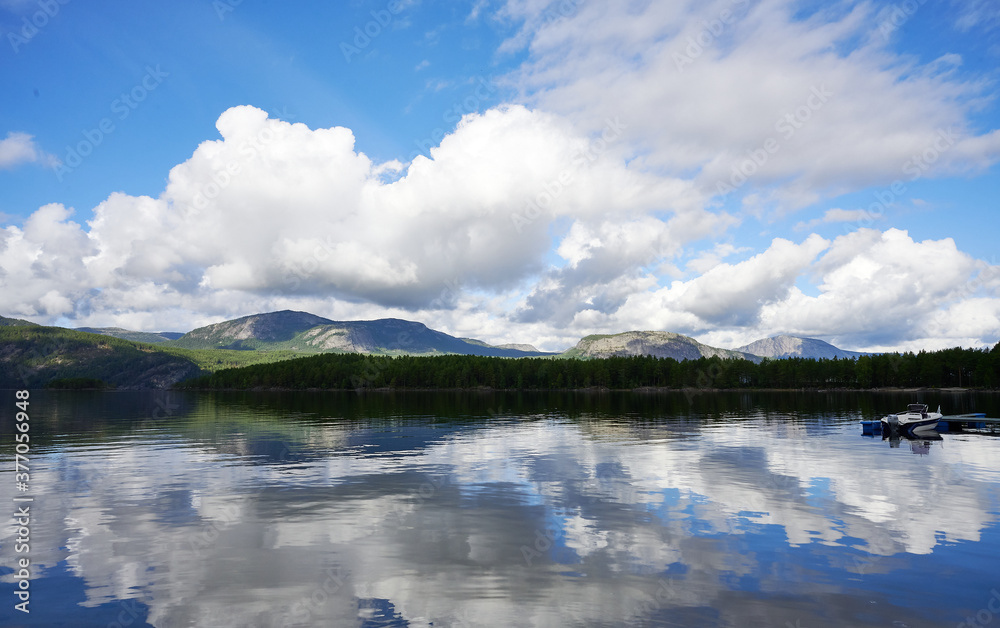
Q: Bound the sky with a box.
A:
[1,0,999,353]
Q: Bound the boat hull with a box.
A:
[881,414,941,436]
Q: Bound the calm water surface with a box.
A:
[2,390,1000,627]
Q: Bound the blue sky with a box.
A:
[1,1,519,213]
[1,0,999,352]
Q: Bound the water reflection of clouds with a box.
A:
[3,410,999,627]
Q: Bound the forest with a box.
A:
[178,342,1000,391]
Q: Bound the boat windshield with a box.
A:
[907,403,928,413]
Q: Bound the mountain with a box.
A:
[297,319,554,356]
[169,311,555,357]
[76,327,185,344]
[170,310,335,349]
[736,335,866,360]
[561,331,759,362]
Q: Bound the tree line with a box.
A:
[178,343,1000,390]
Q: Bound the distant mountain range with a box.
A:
[164,312,863,361]
[168,311,554,358]
[0,310,872,389]
[75,327,185,344]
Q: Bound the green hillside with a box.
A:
[0,325,202,389]
[0,325,309,389]
[0,315,39,327]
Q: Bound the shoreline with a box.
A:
[170,385,1000,394]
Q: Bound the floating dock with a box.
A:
[935,413,1000,432]
[861,413,1000,435]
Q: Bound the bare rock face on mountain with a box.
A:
[300,325,372,352]
[564,331,758,362]
[736,335,865,360]
[171,311,335,349]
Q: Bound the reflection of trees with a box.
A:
[0,390,196,447]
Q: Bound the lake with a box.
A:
[2,390,1000,627]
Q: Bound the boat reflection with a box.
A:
[884,430,942,453]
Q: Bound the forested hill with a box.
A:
[178,343,1000,391]
[0,325,203,389]
[0,325,312,390]
[0,315,38,327]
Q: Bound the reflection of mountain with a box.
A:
[13,393,1000,627]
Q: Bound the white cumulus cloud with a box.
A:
[0,105,710,335]
[0,131,58,170]
[501,0,1000,213]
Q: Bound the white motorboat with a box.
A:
[881,403,942,435]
